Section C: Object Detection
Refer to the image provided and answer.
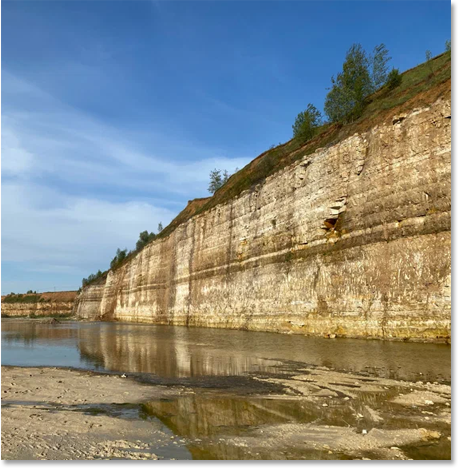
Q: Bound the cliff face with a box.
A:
[1,291,77,317]
[76,96,451,341]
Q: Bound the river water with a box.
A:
[1,320,450,382]
[1,320,451,460]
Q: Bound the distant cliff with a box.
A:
[1,291,77,318]
[75,55,451,341]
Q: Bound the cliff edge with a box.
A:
[75,54,451,341]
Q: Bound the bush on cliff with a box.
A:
[82,269,104,288]
[2,293,42,304]
[292,104,322,141]
[386,68,402,90]
[136,230,156,251]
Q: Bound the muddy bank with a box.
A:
[1,365,451,460]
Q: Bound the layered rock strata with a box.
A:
[1,291,77,317]
[76,98,451,340]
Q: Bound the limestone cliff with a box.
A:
[1,291,77,318]
[75,84,451,341]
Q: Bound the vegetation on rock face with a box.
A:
[370,43,391,90]
[324,43,392,123]
[208,169,230,194]
[2,294,46,304]
[82,270,105,288]
[425,50,434,74]
[110,248,128,269]
[136,230,156,251]
[155,50,450,241]
[79,47,450,289]
[386,68,402,90]
[81,228,160,288]
[292,104,322,141]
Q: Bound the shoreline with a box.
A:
[1,316,451,345]
[1,363,451,460]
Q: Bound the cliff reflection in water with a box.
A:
[76,323,284,378]
[1,321,451,383]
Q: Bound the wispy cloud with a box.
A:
[2,71,251,292]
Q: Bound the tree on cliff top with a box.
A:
[324,44,373,123]
[136,230,156,251]
[292,104,322,140]
[324,43,392,124]
[371,43,391,90]
[208,169,230,194]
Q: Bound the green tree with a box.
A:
[110,248,128,269]
[386,68,402,90]
[445,39,451,52]
[425,50,434,74]
[324,44,372,123]
[371,43,391,90]
[136,230,148,251]
[208,169,230,194]
[157,222,163,232]
[208,169,222,193]
[292,104,322,140]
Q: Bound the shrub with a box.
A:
[425,50,434,74]
[110,248,128,269]
[386,68,402,90]
[3,294,41,304]
[136,230,156,251]
[82,269,105,288]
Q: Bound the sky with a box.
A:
[1,0,450,294]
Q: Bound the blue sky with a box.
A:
[1,1,450,294]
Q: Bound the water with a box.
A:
[1,320,451,460]
[1,320,451,382]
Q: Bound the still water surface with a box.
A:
[1,321,451,382]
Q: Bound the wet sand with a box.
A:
[1,365,451,460]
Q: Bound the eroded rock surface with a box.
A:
[76,98,451,341]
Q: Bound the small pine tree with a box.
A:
[208,169,230,193]
[386,68,402,90]
[208,169,222,194]
[157,222,163,232]
[425,50,434,74]
[445,39,451,52]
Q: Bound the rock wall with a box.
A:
[1,291,77,317]
[76,97,451,341]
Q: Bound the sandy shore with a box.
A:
[1,367,191,460]
[1,365,451,460]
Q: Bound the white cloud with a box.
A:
[1,71,251,290]
[2,182,174,272]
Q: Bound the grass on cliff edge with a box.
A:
[157,51,450,239]
[2,291,78,304]
[2,294,47,304]
[102,51,450,275]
